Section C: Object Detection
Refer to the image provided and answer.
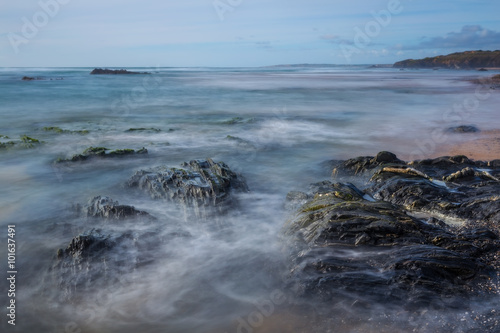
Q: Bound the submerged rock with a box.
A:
[128,158,248,218]
[285,152,500,311]
[53,228,165,300]
[56,146,148,163]
[43,126,89,135]
[125,127,161,132]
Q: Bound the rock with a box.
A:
[331,152,404,178]
[20,135,41,148]
[284,152,500,311]
[125,128,161,132]
[284,180,499,310]
[53,228,166,300]
[447,125,480,133]
[43,126,89,135]
[22,76,36,81]
[56,146,148,163]
[90,68,150,75]
[83,196,152,220]
[128,158,248,218]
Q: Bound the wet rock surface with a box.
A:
[128,158,248,217]
[82,196,152,220]
[285,152,500,312]
[54,227,167,300]
[56,146,148,163]
[52,158,244,300]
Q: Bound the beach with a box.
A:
[0,66,499,333]
[434,129,500,160]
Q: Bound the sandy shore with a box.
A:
[433,129,500,161]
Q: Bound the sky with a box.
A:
[1,0,499,67]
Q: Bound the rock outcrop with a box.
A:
[82,196,152,220]
[285,152,500,312]
[128,158,248,218]
[54,228,165,300]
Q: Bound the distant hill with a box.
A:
[393,50,500,69]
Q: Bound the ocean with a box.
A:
[0,66,498,332]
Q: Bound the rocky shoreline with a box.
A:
[44,148,500,330]
[285,152,499,307]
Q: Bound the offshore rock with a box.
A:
[90,68,150,75]
[128,158,248,218]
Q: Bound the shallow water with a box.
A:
[0,66,499,332]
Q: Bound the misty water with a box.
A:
[0,66,499,332]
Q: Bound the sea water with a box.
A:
[0,66,499,332]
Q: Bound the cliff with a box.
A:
[393,50,500,69]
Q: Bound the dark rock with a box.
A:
[128,158,248,218]
[285,152,500,311]
[56,146,148,163]
[447,125,480,133]
[90,68,150,75]
[83,196,152,220]
[372,151,400,163]
[284,180,499,309]
[22,76,36,81]
[125,128,161,132]
[331,152,405,178]
[53,228,166,300]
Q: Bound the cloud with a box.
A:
[408,25,500,50]
[255,41,273,49]
[320,34,354,45]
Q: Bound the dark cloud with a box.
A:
[408,25,500,50]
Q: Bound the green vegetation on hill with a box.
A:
[394,50,500,69]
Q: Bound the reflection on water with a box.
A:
[0,66,499,332]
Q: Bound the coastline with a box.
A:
[433,129,500,161]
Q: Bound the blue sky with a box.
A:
[1,0,499,67]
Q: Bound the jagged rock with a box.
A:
[53,228,165,300]
[83,196,152,220]
[285,152,500,312]
[284,181,498,309]
[331,153,500,227]
[127,158,248,218]
[331,151,404,178]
